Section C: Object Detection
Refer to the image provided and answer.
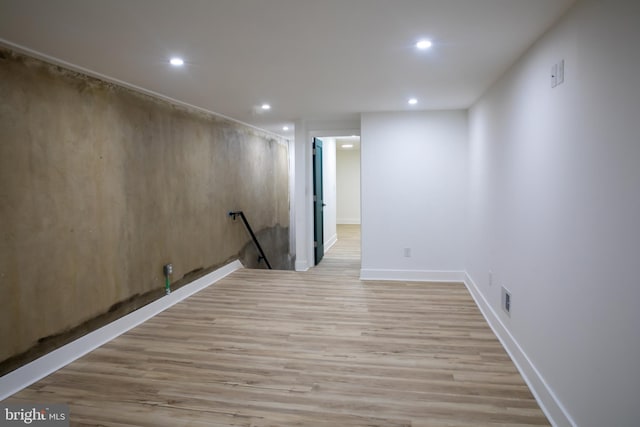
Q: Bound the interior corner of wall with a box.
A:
[462,271,576,427]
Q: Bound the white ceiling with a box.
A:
[0,0,575,137]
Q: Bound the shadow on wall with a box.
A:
[238,224,294,270]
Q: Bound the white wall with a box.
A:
[360,111,467,281]
[336,148,361,224]
[321,137,337,251]
[466,0,640,425]
[288,138,296,259]
[293,119,310,271]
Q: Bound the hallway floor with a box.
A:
[7,225,549,426]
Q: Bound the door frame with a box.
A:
[294,124,360,271]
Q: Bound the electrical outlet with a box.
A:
[501,286,512,316]
[403,248,411,258]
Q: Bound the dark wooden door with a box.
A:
[313,138,324,265]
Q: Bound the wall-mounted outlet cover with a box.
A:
[501,286,512,316]
[403,248,411,258]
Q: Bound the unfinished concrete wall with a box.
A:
[0,47,291,373]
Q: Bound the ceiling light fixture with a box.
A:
[169,57,184,66]
[261,104,271,110]
[408,98,418,105]
[416,40,432,50]
[342,144,354,149]
[283,126,289,131]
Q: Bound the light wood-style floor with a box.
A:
[7,225,550,426]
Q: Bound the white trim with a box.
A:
[360,269,466,283]
[337,218,361,225]
[324,234,338,253]
[0,39,285,141]
[463,272,576,427]
[295,260,310,271]
[306,126,361,277]
[0,260,243,400]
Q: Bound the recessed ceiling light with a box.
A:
[169,57,184,66]
[416,40,432,50]
[408,98,418,105]
[283,126,289,131]
[261,104,271,110]
[341,144,354,149]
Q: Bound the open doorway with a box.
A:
[335,136,361,226]
[312,135,361,266]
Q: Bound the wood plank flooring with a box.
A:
[6,225,550,426]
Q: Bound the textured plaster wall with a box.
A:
[0,48,290,372]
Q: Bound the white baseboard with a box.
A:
[360,269,466,283]
[0,260,243,400]
[337,219,361,225]
[295,260,310,271]
[324,234,338,253]
[463,272,576,427]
